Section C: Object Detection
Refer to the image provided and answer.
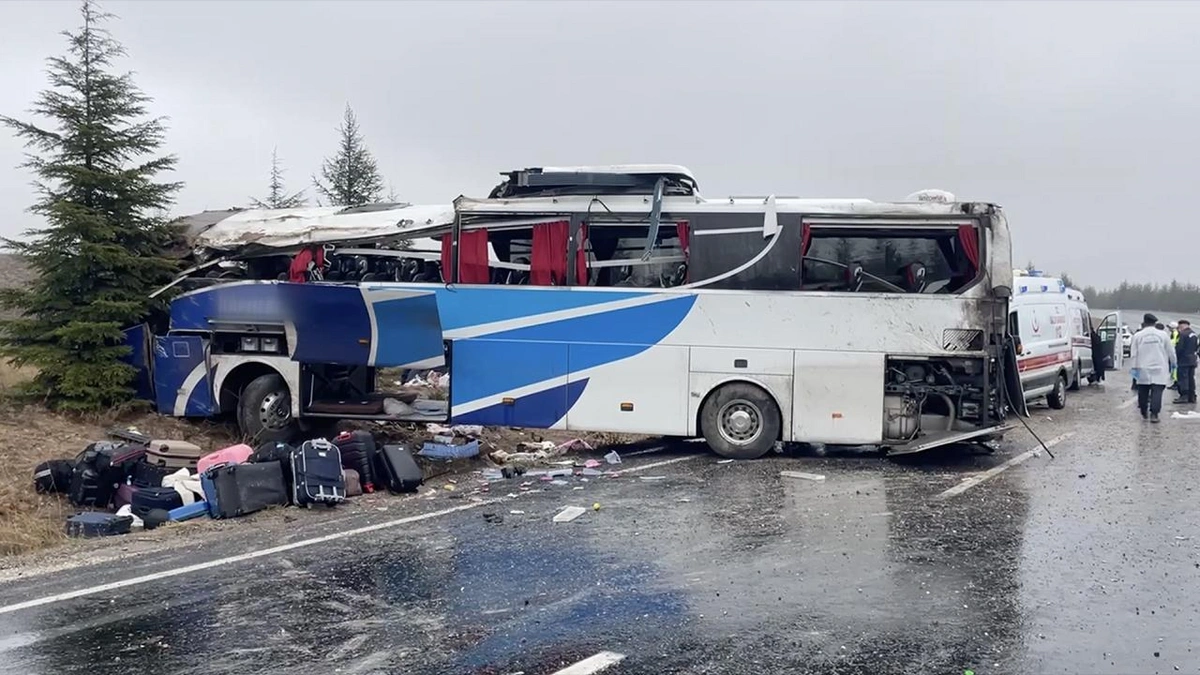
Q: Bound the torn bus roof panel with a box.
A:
[192,204,456,252]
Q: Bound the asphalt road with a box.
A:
[0,378,1197,675]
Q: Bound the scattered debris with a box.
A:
[1171,411,1200,419]
[509,510,525,515]
[716,459,734,464]
[640,476,666,481]
[482,512,504,524]
[418,439,481,460]
[584,459,602,469]
[555,438,593,453]
[780,470,826,482]
[605,451,622,465]
[1078,474,1087,479]
[592,502,601,511]
[553,506,587,523]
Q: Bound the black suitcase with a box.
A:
[131,486,184,519]
[291,439,345,506]
[375,444,423,493]
[65,512,133,538]
[131,461,173,488]
[207,462,288,519]
[34,459,74,494]
[332,430,377,492]
[68,466,109,507]
[249,441,296,503]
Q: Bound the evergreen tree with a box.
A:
[0,0,181,410]
[312,104,384,207]
[251,147,305,209]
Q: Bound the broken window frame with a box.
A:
[799,219,984,295]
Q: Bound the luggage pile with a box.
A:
[34,428,424,538]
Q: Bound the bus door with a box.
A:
[120,324,155,402]
[153,334,214,416]
[1096,312,1120,370]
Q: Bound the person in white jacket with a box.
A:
[1130,312,1177,422]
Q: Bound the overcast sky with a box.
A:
[1,1,1197,288]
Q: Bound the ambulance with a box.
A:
[1009,271,1094,408]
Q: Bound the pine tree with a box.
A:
[0,0,181,411]
[312,104,384,207]
[251,147,305,209]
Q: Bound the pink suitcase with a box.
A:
[196,443,253,474]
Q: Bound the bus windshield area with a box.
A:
[800,226,980,294]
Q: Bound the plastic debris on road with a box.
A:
[780,470,826,481]
[605,451,622,465]
[553,506,587,523]
[1170,411,1200,419]
[419,440,481,460]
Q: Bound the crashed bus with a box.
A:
[126,165,1026,458]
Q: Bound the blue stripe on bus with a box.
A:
[419,286,652,332]
[452,379,588,428]
[449,295,696,405]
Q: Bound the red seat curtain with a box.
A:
[439,230,491,283]
[288,246,324,283]
[957,225,980,275]
[459,229,490,284]
[440,234,452,282]
[801,224,812,257]
[531,220,570,285]
[676,221,690,258]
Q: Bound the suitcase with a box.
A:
[204,462,288,519]
[34,459,74,494]
[332,430,377,492]
[66,512,133,538]
[131,461,172,488]
[249,441,295,504]
[375,444,423,493]
[343,469,362,497]
[196,443,254,474]
[114,483,140,509]
[94,442,147,482]
[131,486,184,519]
[291,439,346,506]
[168,501,209,522]
[68,466,110,507]
[145,440,205,470]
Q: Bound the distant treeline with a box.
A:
[1079,281,1200,313]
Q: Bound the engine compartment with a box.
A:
[883,356,1001,442]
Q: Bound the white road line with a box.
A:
[0,452,704,616]
[1118,396,1137,410]
[933,432,1074,501]
[552,651,627,675]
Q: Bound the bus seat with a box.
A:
[904,262,928,293]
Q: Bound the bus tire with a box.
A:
[1047,373,1068,410]
[1068,360,1082,391]
[699,382,781,460]
[239,373,299,443]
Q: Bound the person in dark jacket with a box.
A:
[1173,319,1199,404]
[1089,324,1106,383]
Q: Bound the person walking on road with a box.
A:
[1174,319,1199,404]
[1130,313,1177,422]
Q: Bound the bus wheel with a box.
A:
[700,383,781,459]
[1047,373,1068,410]
[239,373,299,443]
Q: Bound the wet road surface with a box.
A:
[0,380,1198,675]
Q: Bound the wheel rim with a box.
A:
[717,398,763,446]
[258,390,292,430]
[1056,378,1065,399]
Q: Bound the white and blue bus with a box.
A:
[128,165,1024,458]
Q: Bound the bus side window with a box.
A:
[584,222,686,288]
[801,226,979,294]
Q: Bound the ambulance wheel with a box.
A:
[1068,360,1082,391]
[700,382,781,459]
[1047,373,1068,410]
[239,373,300,443]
